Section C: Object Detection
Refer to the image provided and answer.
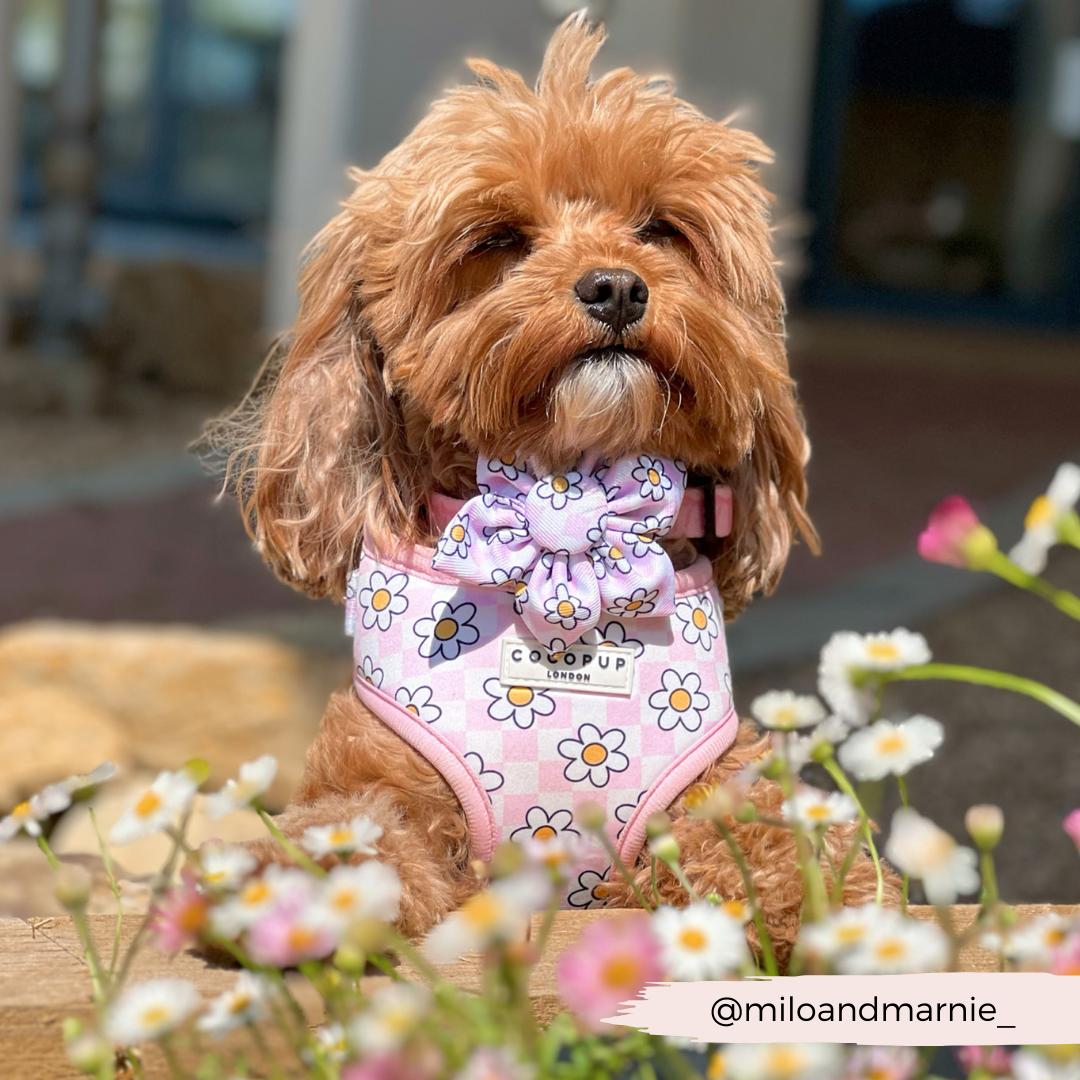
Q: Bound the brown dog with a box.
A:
[202,15,893,962]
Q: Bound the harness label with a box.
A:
[499,637,635,696]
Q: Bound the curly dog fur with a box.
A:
[202,15,898,953]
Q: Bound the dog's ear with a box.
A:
[711,367,818,619]
[198,205,419,601]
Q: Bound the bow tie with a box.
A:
[430,452,689,650]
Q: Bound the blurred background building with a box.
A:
[0,0,1078,908]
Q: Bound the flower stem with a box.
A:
[886,663,1080,728]
[713,818,778,976]
[36,834,60,870]
[822,757,885,904]
[596,830,655,911]
[89,807,124,977]
[256,807,325,876]
[987,550,1080,622]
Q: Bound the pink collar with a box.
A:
[428,483,732,540]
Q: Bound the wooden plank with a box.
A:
[3,907,1077,1079]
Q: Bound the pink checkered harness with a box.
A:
[345,460,737,907]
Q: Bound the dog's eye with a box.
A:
[637,218,685,243]
[471,227,526,253]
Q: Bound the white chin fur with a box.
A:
[548,352,659,458]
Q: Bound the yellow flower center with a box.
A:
[1046,928,1067,946]
[449,524,466,542]
[876,732,907,755]
[11,801,31,819]
[683,783,714,809]
[609,546,623,560]
[669,688,692,712]
[434,618,458,640]
[679,927,708,951]
[551,476,569,493]
[601,955,643,991]
[692,608,708,629]
[582,743,608,766]
[229,993,253,1015]
[462,891,503,931]
[371,588,391,611]
[835,924,866,945]
[772,706,797,727]
[331,889,358,911]
[135,790,162,818]
[140,1005,171,1027]
[329,827,353,846]
[557,599,576,618]
[501,455,515,466]
[287,926,319,951]
[533,825,556,841]
[647,468,660,485]
[514,580,528,597]
[638,530,656,543]
[805,804,831,822]
[866,641,900,661]
[721,900,746,920]
[1026,494,1055,529]
[707,1051,726,1080]
[875,938,906,961]
[766,1049,805,1080]
[507,686,533,707]
[592,883,609,899]
[242,881,271,906]
[406,704,419,716]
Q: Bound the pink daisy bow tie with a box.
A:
[430,452,692,650]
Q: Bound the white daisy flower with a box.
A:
[437,513,472,559]
[649,669,710,733]
[534,470,584,511]
[486,455,525,481]
[631,455,673,501]
[674,595,720,649]
[1009,463,1080,574]
[394,684,441,724]
[557,723,630,788]
[110,768,199,845]
[838,912,950,974]
[464,752,504,794]
[62,761,117,795]
[357,655,384,688]
[607,586,659,618]
[997,912,1071,965]
[423,870,551,963]
[799,904,891,963]
[414,600,481,661]
[357,570,409,631]
[483,679,556,729]
[105,978,201,1045]
[482,511,530,546]
[1012,1051,1080,1080]
[724,1043,844,1080]
[592,539,632,575]
[196,971,273,1037]
[838,716,944,780]
[312,1022,349,1063]
[489,566,530,612]
[0,782,73,842]
[301,814,384,859]
[884,807,980,904]
[751,690,827,731]
[198,842,258,892]
[349,983,430,1054]
[818,630,932,725]
[623,516,671,558]
[210,864,311,939]
[782,787,858,830]
[205,755,278,821]
[652,903,749,980]
[509,805,578,844]
[456,1046,535,1080]
[845,1046,920,1080]
[567,867,611,908]
[543,583,592,630]
[519,831,591,882]
[580,620,645,657]
[318,860,401,927]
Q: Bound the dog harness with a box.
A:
[345,454,738,907]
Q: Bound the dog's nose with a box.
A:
[574,267,648,336]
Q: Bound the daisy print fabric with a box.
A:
[429,452,687,650]
[346,465,739,907]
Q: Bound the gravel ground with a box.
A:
[736,547,1080,904]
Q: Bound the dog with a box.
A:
[201,14,894,963]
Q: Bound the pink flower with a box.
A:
[246,891,336,967]
[846,1046,918,1080]
[1051,932,1080,975]
[1064,809,1080,850]
[556,914,662,1031]
[918,496,995,569]
[955,1046,1013,1076]
[343,1053,428,1080]
[151,871,209,954]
